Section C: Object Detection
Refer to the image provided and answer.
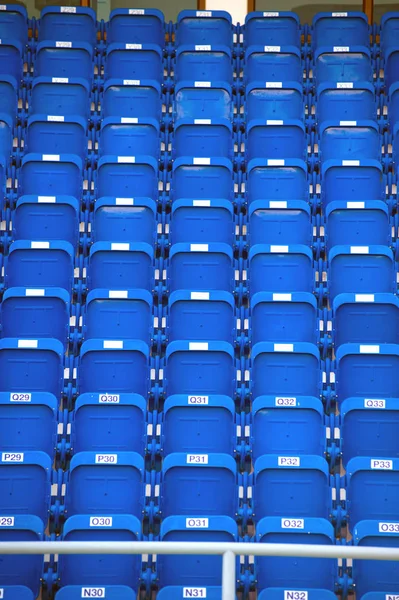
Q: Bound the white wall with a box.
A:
[206,0,247,24]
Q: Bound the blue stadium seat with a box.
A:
[176,10,232,47]
[25,115,87,162]
[0,5,27,45]
[249,201,312,247]
[314,46,372,85]
[245,46,302,83]
[319,120,380,162]
[0,450,51,524]
[173,119,232,160]
[359,593,399,600]
[174,82,232,120]
[252,396,325,460]
[325,202,390,251]
[78,340,149,396]
[0,515,44,597]
[381,13,399,52]
[99,118,160,159]
[168,290,235,343]
[0,114,12,161]
[158,588,223,600]
[66,451,144,518]
[172,157,233,201]
[244,12,301,48]
[87,242,153,292]
[105,44,163,81]
[162,394,235,455]
[34,42,93,81]
[312,12,369,48]
[259,590,336,599]
[256,517,336,591]
[0,587,34,600]
[165,341,235,397]
[96,156,158,199]
[170,200,234,245]
[384,48,399,93]
[168,243,233,293]
[336,344,399,401]
[13,196,79,249]
[161,452,237,518]
[328,246,395,300]
[56,587,136,600]
[59,515,141,589]
[0,391,57,457]
[251,292,319,345]
[393,123,399,168]
[322,160,384,206]
[341,397,399,465]
[252,342,321,399]
[346,457,399,527]
[247,159,308,205]
[39,7,97,47]
[92,197,157,246]
[0,77,18,123]
[175,46,232,85]
[246,82,303,121]
[30,77,91,120]
[1,287,70,347]
[19,154,82,198]
[102,80,162,120]
[0,154,5,209]
[249,245,314,295]
[333,293,399,347]
[72,393,146,455]
[158,515,237,587]
[84,290,152,344]
[6,240,74,292]
[246,120,306,161]
[0,338,64,397]
[254,455,330,520]
[317,82,376,123]
[389,82,399,129]
[353,520,399,598]
[0,40,23,85]
[108,8,164,47]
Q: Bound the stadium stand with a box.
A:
[0,4,398,599]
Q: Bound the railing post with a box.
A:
[222,550,236,600]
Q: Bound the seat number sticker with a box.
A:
[98,394,120,403]
[95,454,117,464]
[284,592,308,600]
[183,589,207,598]
[9,393,31,402]
[186,518,209,528]
[0,517,14,526]
[281,518,304,529]
[371,459,393,470]
[278,456,300,466]
[187,454,208,464]
[89,517,112,527]
[81,589,106,598]
[2,453,23,462]
[188,396,209,404]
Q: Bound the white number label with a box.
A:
[333,46,350,52]
[2,453,23,462]
[364,399,386,408]
[379,522,399,533]
[281,518,304,529]
[98,394,120,404]
[0,589,3,599]
[183,589,207,598]
[186,518,209,528]
[81,589,106,598]
[371,459,393,470]
[188,396,209,405]
[9,392,31,402]
[61,6,76,12]
[275,397,297,406]
[386,595,399,600]
[278,456,300,466]
[95,454,117,464]
[0,517,14,527]
[187,454,208,464]
[89,517,112,527]
[284,592,308,600]
[129,8,144,13]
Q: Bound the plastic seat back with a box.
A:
[79,340,149,397]
[55,586,136,600]
[175,46,232,85]
[176,10,232,47]
[0,78,17,123]
[0,5,27,45]
[93,198,156,246]
[25,116,87,161]
[88,242,153,292]
[249,201,311,247]
[165,341,235,397]
[158,588,223,600]
[252,342,320,399]
[246,82,303,121]
[245,12,300,47]
[0,41,22,85]
[34,42,93,81]
[252,396,325,460]
[381,13,399,52]
[39,7,97,46]
[73,393,146,455]
[105,44,163,81]
[336,344,399,401]
[246,120,306,161]
[317,82,376,124]
[163,395,235,455]
[249,245,314,295]
[312,12,369,48]
[99,118,160,159]
[173,119,232,160]
[174,82,232,120]
[30,78,90,119]
[172,158,232,201]
[247,159,308,205]
[59,515,141,589]
[322,160,384,206]
[108,8,165,47]
[170,200,234,245]
[245,46,302,83]
[161,453,236,518]
[325,202,390,252]
[0,114,12,162]
[320,121,380,162]
[19,154,82,198]
[259,589,336,599]
[102,80,162,120]
[385,48,399,92]
[96,156,158,199]
[314,47,372,85]
[169,244,233,293]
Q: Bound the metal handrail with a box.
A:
[1,540,398,599]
